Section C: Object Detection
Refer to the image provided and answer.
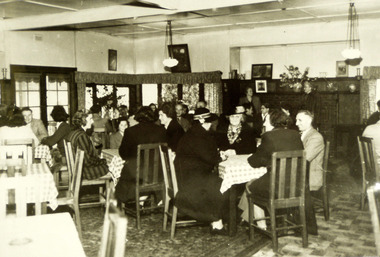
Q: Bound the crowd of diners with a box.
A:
[1,82,379,237]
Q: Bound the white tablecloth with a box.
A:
[218,154,267,193]
[0,213,86,257]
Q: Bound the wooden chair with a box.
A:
[0,145,33,164]
[367,184,380,256]
[0,162,41,218]
[312,141,330,221]
[159,144,198,239]
[63,140,110,208]
[357,136,380,210]
[123,143,165,229]
[98,187,127,257]
[246,150,308,252]
[57,149,84,241]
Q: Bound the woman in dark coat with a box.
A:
[66,110,109,180]
[246,109,318,235]
[174,108,228,234]
[115,106,167,203]
[216,107,257,155]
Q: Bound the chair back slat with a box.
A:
[0,145,32,164]
[270,150,306,202]
[323,141,330,185]
[71,149,84,202]
[63,140,74,189]
[367,185,380,255]
[137,143,163,186]
[358,136,380,182]
[159,144,177,198]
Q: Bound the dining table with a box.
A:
[218,154,267,236]
[0,162,58,212]
[0,212,86,257]
[102,148,125,184]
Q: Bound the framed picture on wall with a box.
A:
[255,80,267,93]
[336,61,348,77]
[251,64,272,79]
[168,44,191,73]
[108,49,117,71]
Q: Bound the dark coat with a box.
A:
[67,128,109,180]
[247,128,304,197]
[216,123,257,154]
[367,111,380,125]
[166,119,184,152]
[115,122,167,203]
[239,96,261,115]
[174,123,227,222]
[41,122,71,155]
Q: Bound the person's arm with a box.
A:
[36,120,48,140]
[304,133,324,162]
[247,132,272,167]
[41,123,70,147]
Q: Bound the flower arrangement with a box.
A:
[279,65,312,91]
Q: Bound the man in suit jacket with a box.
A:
[21,107,48,142]
[158,102,184,152]
[296,110,325,191]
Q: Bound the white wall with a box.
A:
[1,17,380,80]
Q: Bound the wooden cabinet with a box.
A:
[0,79,12,105]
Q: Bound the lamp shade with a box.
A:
[163,57,178,67]
[342,47,361,60]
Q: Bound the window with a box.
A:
[142,84,158,106]
[15,73,41,119]
[85,85,130,111]
[46,74,70,122]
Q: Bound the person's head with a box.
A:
[245,87,253,97]
[196,100,207,109]
[228,113,243,126]
[7,108,26,127]
[242,103,253,116]
[175,104,184,118]
[304,81,313,94]
[134,106,156,123]
[159,102,175,125]
[89,104,102,115]
[50,105,69,122]
[118,105,129,118]
[193,108,218,131]
[72,110,93,130]
[296,110,314,132]
[21,107,33,124]
[377,100,380,111]
[149,103,157,112]
[261,103,270,115]
[116,117,128,133]
[269,109,289,129]
[182,104,189,115]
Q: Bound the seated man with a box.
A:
[295,110,325,191]
[362,118,380,166]
[21,107,48,142]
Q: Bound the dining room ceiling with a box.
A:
[1,0,380,38]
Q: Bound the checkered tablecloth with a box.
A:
[34,145,52,164]
[0,162,58,210]
[102,149,125,184]
[218,154,267,193]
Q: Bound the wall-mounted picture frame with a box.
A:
[336,61,348,77]
[251,64,272,79]
[255,80,267,93]
[168,44,191,73]
[108,49,117,71]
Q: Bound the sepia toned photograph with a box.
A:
[251,64,273,79]
[255,79,267,93]
[336,60,348,77]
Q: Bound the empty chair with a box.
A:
[0,145,33,164]
[246,150,308,252]
[123,143,165,229]
[357,136,380,210]
[98,187,127,257]
[159,144,197,239]
[63,140,110,208]
[57,149,85,240]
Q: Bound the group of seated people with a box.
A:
[0,98,326,236]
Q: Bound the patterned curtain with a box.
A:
[182,84,199,111]
[162,84,178,103]
[77,82,86,111]
[204,83,222,114]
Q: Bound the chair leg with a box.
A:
[171,205,178,239]
[73,203,82,242]
[163,195,169,232]
[136,198,141,229]
[360,182,367,210]
[322,185,329,221]
[299,205,308,248]
[270,206,278,252]
[248,197,254,241]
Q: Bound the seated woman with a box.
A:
[174,108,229,235]
[66,110,109,180]
[109,117,128,149]
[41,106,71,155]
[158,102,184,152]
[90,104,114,149]
[0,108,39,146]
[115,106,167,203]
[216,107,257,155]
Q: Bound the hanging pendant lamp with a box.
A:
[341,2,362,65]
[163,21,178,68]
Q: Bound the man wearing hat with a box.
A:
[174,108,229,235]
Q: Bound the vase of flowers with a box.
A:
[280,65,311,91]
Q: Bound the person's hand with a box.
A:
[220,151,228,161]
